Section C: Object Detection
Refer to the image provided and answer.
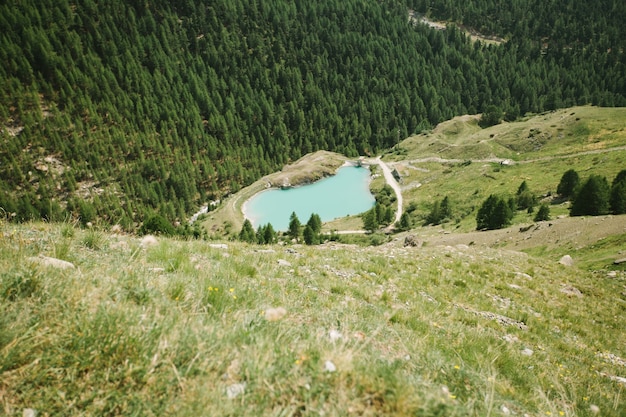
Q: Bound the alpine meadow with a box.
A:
[1,0,626,416]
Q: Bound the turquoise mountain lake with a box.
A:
[244,166,375,231]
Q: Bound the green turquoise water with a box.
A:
[244,166,375,231]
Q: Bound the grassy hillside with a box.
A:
[381,106,626,231]
[1,220,625,416]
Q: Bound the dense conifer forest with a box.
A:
[1,0,625,230]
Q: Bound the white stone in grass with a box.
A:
[329,329,343,342]
[501,405,511,415]
[226,383,246,399]
[141,235,158,247]
[590,404,600,414]
[324,360,337,373]
[209,243,228,249]
[23,410,37,417]
[264,307,287,322]
[277,259,292,267]
[559,255,574,266]
[521,348,534,356]
[28,255,75,270]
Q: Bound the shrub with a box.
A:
[479,105,503,128]
[140,214,175,235]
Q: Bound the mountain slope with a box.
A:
[2,0,625,230]
[1,220,625,415]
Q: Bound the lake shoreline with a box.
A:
[242,164,374,231]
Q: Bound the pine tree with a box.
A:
[288,211,301,241]
[479,105,503,128]
[610,170,626,214]
[570,175,610,216]
[263,223,277,244]
[476,194,513,230]
[516,181,536,211]
[534,203,551,222]
[363,207,379,232]
[306,213,322,234]
[398,211,412,231]
[303,224,315,245]
[557,169,580,199]
[239,219,256,243]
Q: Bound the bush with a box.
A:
[140,214,175,235]
[479,105,503,128]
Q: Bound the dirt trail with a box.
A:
[374,157,403,224]
[405,145,626,166]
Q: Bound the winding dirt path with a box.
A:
[405,145,626,167]
[374,157,403,224]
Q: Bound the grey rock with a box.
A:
[559,255,574,266]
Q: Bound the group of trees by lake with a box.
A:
[1,0,625,230]
[239,212,326,245]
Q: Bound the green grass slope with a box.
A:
[385,106,626,232]
[1,220,625,416]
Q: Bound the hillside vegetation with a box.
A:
[1,0,625,230]
[1,220,625,416]
[386,106,626,232]
[204,106,626,242]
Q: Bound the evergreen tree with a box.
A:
[610,170,626,215]
[397,211,412,231]
[263,223,277,244]
[557,169,580,199]
[479,105,503,128]
[534,203,551,222]
[239,219,256,243]
[516,181,536,211]
[440,196,452,220]
[426,201,441,226]
[476,194,514,230]
[426,196,452,225]
[288,211,301,241]
[306,213,322,234]
[303,224,315,245]
[570,175,610,216]
[363,207,379,232]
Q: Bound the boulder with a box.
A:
[403,235,422,248]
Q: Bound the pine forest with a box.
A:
[1,0,625,230]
